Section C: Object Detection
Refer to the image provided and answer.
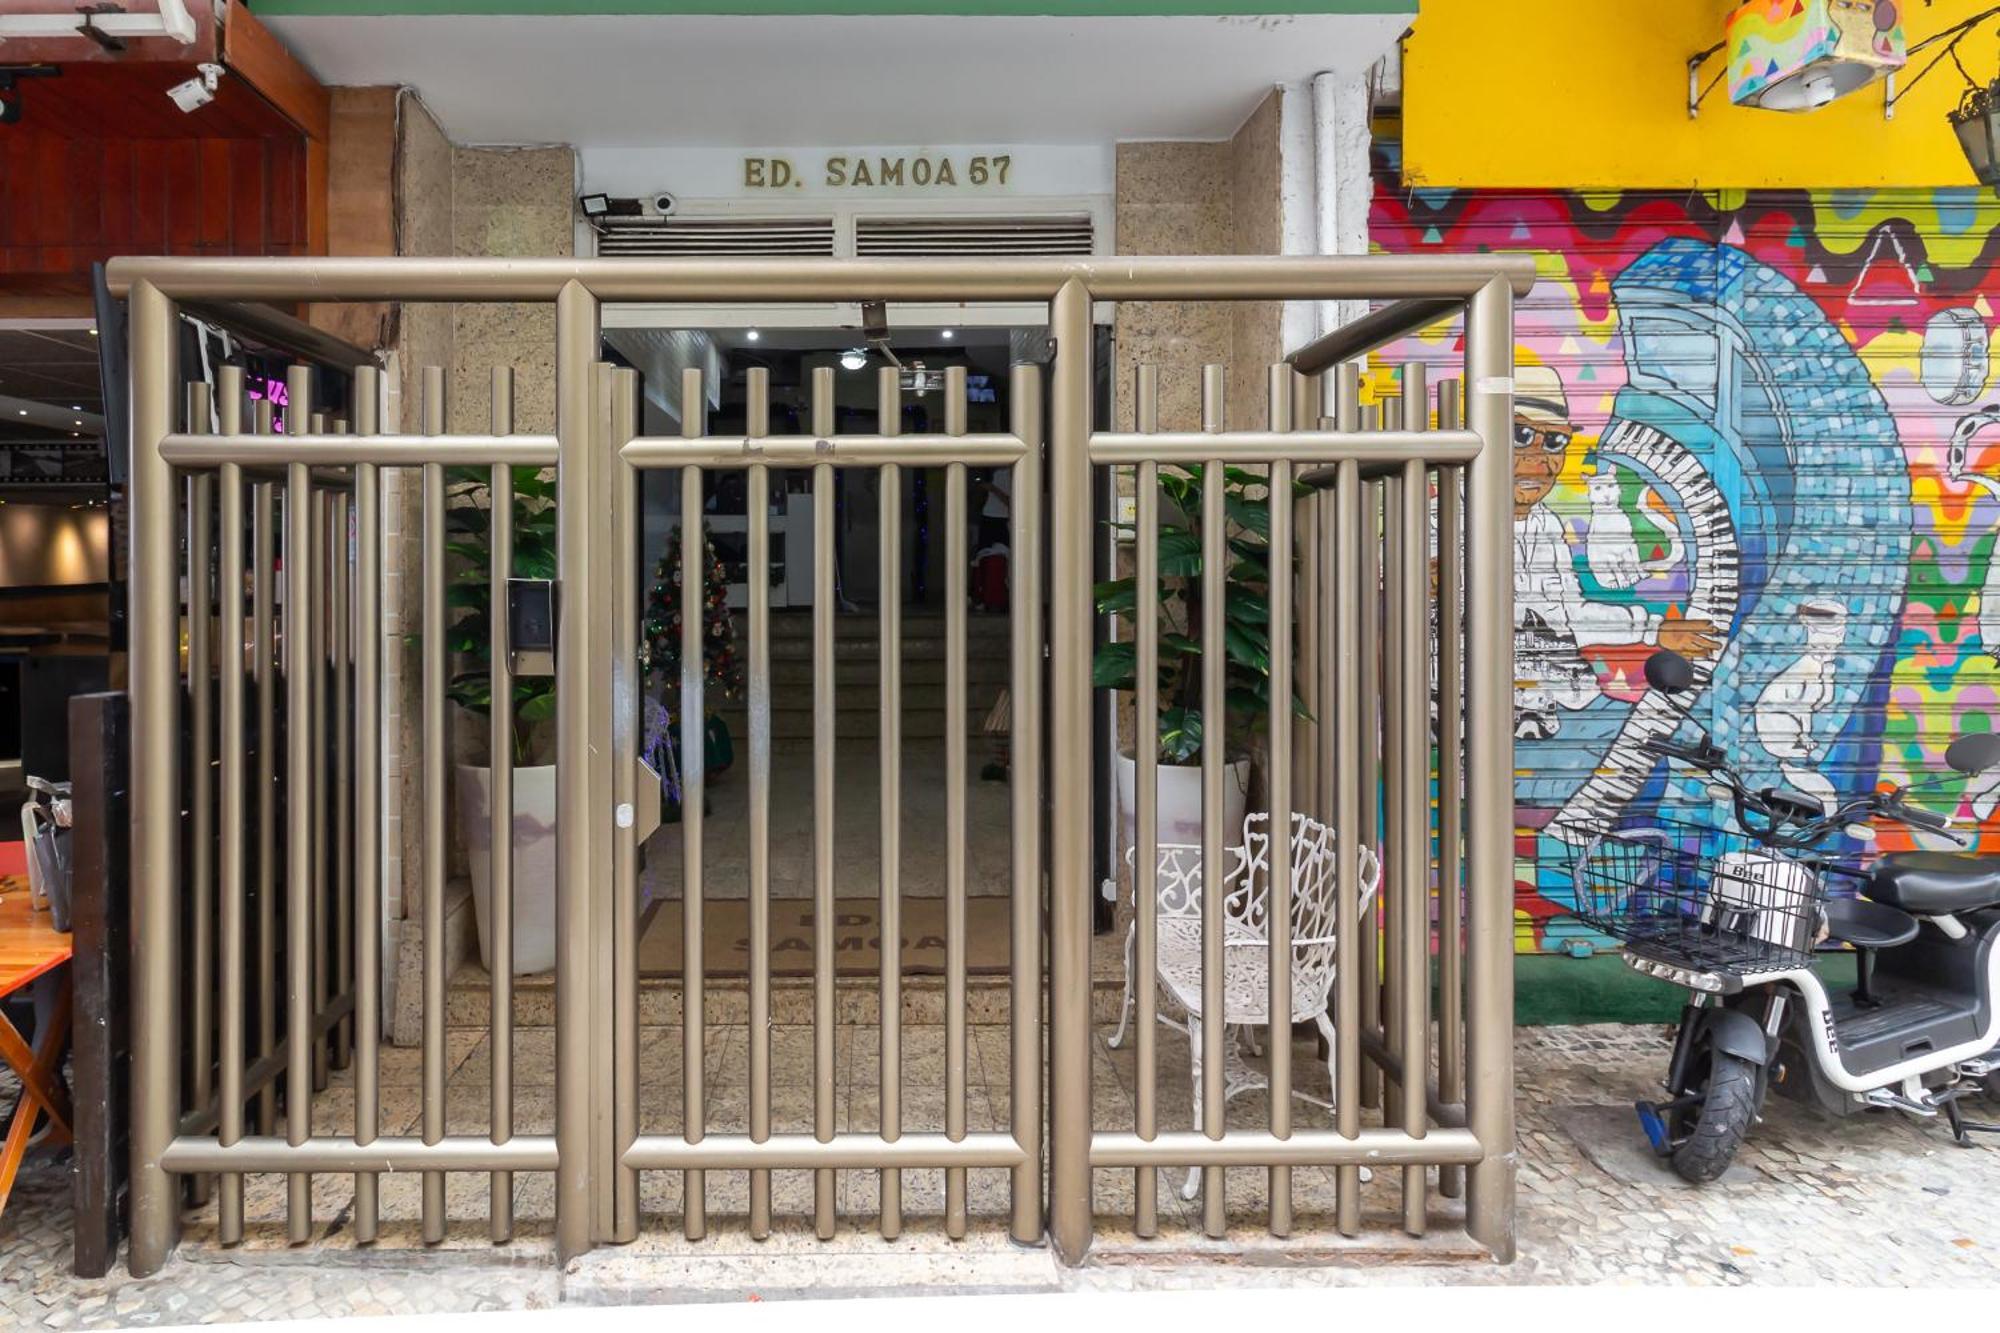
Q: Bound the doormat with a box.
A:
[636,896,1014,979]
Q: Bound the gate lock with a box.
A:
[506,578,556,677]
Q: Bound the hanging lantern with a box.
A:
[1726,0,1908,112]
[1952,81,2000,187]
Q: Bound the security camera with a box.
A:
[167,63,223,114]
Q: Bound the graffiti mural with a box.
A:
[1372,152,2000,951]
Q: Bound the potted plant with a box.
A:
[444,466,559,976]
[1093,464,1299,856]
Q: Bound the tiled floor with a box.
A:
[5,1021,2000,1325]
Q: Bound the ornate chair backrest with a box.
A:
[1147,811,1379,1021]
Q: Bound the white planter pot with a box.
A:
[1114,752,1251,863]
[455,763,558,976]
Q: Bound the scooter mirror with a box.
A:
[1946,732,2000,775]
[1643,649,1694,695]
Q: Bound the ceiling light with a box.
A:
[88,328,98,336]
[840,349,868,372]
[16,410,26,417]
[69,405,80,411]
[942,329,956,340]
[745,329,761,342]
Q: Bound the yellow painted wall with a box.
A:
[1404,0,1993,189]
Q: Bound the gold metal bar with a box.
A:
[810,364,838,1241]
[1435,379,1467,1202]
[590,363,619,1246]
[1090,1128,1484,1169]
[1291,371,1322,828]
[159,432,557,467]
[178,995,357,1136]
[1464,279,1518,1261]
[252,404,278,1140]
[610,366,640,1246]
[1357,402,1384,1115]
[164,1135,561,1174]
[608,364,640,1248]
[106,252,1540,304]
[352,365,383,1244]
[623,433,1027,471]
[1266,364,1295,1238]
[1046,280,1093,1264]
[1133,365,1161,1239]
[1399,365,1431,1238]
[185,391,215,1211]
[1007,361,1046,1249]
[874,366,904,1240]
[745,367,774,1241]
[942,366,969,1241]
[679,365,708,1242]
[310,477,329,1095]
[119,274,176,1272]
[553,280,602,1263]
[1381,449,1405,1131]
[216,368,247,1246]
[420,365,447,1244]
[488,366,518,1242]
[1197,364,1226,1238]
[283,364,316,1244]
[333,472,353,1077]
[624,1133,1031,1172]
[1332,365,1364,1236]
[1086,430,1479,466]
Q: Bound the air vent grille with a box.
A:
[854,215,1095,257]
[592,217,837,257]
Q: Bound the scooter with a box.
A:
[1560,648,2000,1184]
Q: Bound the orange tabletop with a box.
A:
[0,881,72,999]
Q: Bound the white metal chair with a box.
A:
[1109,810,1380,1199]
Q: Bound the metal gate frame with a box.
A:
[112,253,1531,1275]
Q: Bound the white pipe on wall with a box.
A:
[1310,68,1376,345]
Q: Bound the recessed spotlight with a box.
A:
[840,349,868,372]
[942,329,956,340]
[745,329,761,342]
[88,328,98,336]
[73,419,82,427]
[15,409,25,416]
[69,405,80,411]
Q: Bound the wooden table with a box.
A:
[0,883,73,1220]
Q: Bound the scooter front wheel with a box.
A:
[1668,1047,1759,1183]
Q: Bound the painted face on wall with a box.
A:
[1512,363,1574,515]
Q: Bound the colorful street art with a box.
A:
[1372,151,2000,951]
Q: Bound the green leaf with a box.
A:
[1156,706,1202,765]
[1092,577,1134,613]
[1092,641,1137,689]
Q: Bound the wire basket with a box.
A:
[1556,816,1848,976]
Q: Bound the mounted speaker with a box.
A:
[1726,0,1907,112]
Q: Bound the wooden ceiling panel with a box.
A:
[1,62,306,139]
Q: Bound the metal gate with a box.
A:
[113,254,1530,1275]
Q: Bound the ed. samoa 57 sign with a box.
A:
[743,153,1016,191]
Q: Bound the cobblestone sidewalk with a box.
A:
[3,1024,1998,1327]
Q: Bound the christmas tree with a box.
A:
[642,523,744,722]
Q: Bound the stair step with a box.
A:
[749,613,1011,643]
[763,658,1010,686]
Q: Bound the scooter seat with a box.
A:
[1867,852,2000,915]
[1823,896,1919,951]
